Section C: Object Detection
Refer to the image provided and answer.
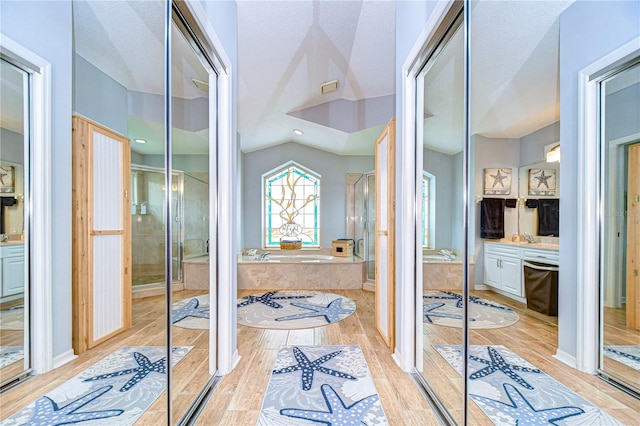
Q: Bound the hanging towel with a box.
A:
[538,198,560,237]
[0,197,17,234]
[525,199,539,209]
[480,198,505,239]
[505,199,517,208]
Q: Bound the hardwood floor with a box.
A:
[195,289,439,425]
[602,305,640,391]
[1,288,638,425]
[417,289,640,424]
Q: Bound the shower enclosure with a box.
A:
[354,172,375,283]
[130,165,209,287]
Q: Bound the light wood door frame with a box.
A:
[375,118,396,350]
[626,142,640,330]
[72,116,131,354]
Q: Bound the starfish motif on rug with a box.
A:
[424,292,512,312]
[490,169,509,188]
[275,298,354,324]
[280,384,379,425]
[237,291,312,309]
[83,352,167,392]
[423,302,476,323]
[469,347,542,390]
[172,298,210,323]
[471,383,584,425]
[604,347,640,363]
[26,385,124,425]
[272,346,356,391]
[534,170,552,189]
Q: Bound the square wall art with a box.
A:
[528,168,557,196]
[483,168,512,195]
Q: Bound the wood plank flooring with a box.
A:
[195,289,439,425]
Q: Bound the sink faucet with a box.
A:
[255,252,271,261]
[524,234,536,244]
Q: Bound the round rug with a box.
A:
[423,291,518,329]
[172,294,210,329]
[237,290,356,329]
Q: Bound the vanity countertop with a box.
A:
[0,241,24,246]
[485,239,559,251]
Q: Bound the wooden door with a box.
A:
[375,119,396,350]
[626,143,640,330]
[72,116,131,353]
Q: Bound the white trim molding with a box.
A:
[52,349,77,370]
[396,0,455,373]
[576,36,640,374]
[0,33,54,374]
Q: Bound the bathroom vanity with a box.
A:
[0,241,25,302]
[483,241,558,303]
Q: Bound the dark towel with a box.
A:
[480,198,505,239]
[505,199,517,208]
[525,199,539,209]
[538,198,560,237]
[0,196,17,234]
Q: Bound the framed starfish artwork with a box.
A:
[528,168,556,195]
[483,168,512,195]
[0,165,14,193]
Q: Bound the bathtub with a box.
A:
[422,249,475,291]
[237,249,365,290]
[183,254,209,290]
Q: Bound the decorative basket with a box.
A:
[280,237,302,250]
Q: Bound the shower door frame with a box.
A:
[357,171,376,286]
[131,164,185,284]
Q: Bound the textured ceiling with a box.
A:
[237,0,396,155]
[0,60,25,134]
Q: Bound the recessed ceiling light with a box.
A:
[293,129,304,136]
[134,138,147,144]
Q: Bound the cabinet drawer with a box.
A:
[0,244,24,258]
[522,248,559,264]
[484,243,519,257]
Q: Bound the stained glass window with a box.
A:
[263,161,320,247]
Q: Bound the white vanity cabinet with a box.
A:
[0,244,25,297]
[484,243,523,297]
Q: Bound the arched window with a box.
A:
[263,161,320,247]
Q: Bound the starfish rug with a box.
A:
[258,345,388,425]
[237,291,356,329]
[423,291,519,329]
[435,345,622,425]
[0,346,191,426]
[603,345,640,371]
[172,294,210,329]
[0,346,23,369]
[0,305,24,330]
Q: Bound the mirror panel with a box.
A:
[0,58,29,385]
[169,17,215,422]
[599,60,640,393]
[417,14,465,423]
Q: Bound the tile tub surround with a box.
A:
[183,255,209,290]
[423,250,475,291]
[237,250,365,290]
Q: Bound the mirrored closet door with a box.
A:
[414,3,465,423]
[0,57,31,387]
[599,59,640,394]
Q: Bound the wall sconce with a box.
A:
[545,142,560,163]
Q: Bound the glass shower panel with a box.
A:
[366,173,376,281]
[354,175,365,259]
[183,173,209,259]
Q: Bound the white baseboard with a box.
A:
[362,282,375,292]
[52,349,77,370]
[392,350,412,372]
[553,349,577,369]
[474,284,490,291]
[220,350,241,375]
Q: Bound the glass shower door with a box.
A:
[131,167,181,286]
[366,173,376,282]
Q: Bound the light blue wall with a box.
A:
[0,128,25,164]
[242,142,374,249]
[559,0,640,359]
[1,0,73,359]
[605,83,640,143]
[73,53,128,135]
[139,154,209,174]
[520,122,560,166]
